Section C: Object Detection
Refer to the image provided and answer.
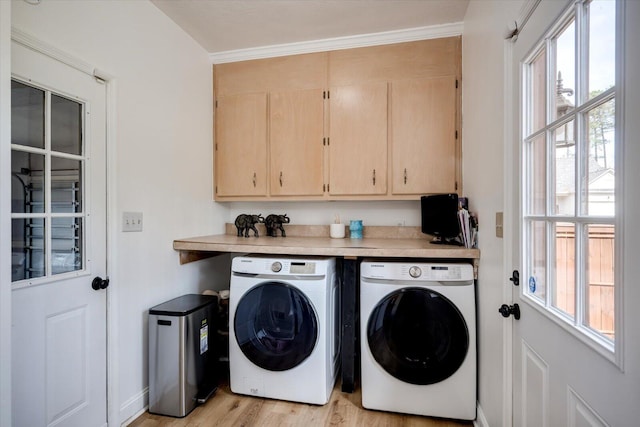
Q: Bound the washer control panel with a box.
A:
[232,256,333,277]
[408,266,422,278]
[289,261,316,275]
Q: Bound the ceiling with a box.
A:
[150,0,470,55]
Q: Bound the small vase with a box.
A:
[349,220,363,239]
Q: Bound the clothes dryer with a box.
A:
[229,255,340,405]
[360,260,476,420]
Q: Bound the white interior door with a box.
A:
[11,41,107,427]
[510,0,635,426]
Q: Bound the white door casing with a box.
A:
[11,40,108,427]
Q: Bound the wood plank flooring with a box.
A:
[129,381,473,427]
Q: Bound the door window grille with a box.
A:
[11,79,86,284]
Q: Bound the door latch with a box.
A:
[499,303,520,320]
[509,270,520,286]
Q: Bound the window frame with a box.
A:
[10,77,90,289]
[519,0,622,360]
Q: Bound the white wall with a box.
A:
[227,200,422,228]
[11,1,229,423]
[462,1,523,426]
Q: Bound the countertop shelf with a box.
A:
[173,224,480,276]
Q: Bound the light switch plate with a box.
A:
[123,212,143,232]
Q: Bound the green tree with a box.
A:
[588,89,615,169]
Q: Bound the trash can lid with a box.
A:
[149,294,217,316]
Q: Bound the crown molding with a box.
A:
[209,22,464,64]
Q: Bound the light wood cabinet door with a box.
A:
[215,92,268,197]
[390,76,458,195]
[270,89,325,196]
[329,82,388,195]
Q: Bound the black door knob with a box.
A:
[499,303,520,320]
[91,276,110,290]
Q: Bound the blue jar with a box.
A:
[349,220,363,239]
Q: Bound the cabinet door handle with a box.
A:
[279,171,283,187]
[372,169,376,185]
[252,172,256,187]
[404,168,407,184]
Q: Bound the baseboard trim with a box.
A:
[474,402,490,427]
[119,387,148,426]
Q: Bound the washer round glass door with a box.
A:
[367,287,469,385]
[235,281,318,371]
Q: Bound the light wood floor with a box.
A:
[129,381,473,427]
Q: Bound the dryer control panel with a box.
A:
[361,261,474,282]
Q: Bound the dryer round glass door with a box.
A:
[367,287,469,385]
[234,282,318,371]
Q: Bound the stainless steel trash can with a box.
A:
[148,294,218,417]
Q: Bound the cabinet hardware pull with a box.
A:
[253,172,256,187]
[404,168,407,184]
[372,169,376,185]
[279,172,283,187]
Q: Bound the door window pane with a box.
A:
[585,99,615,216]
[588,0,616,99]
[11,151,45,214]
[553,222,575,318]
[529,50,547,134]
[553,21,575,121]
[51,94,82,155]
[52,217,82,275]
[553,120,575,215]
[527,220,547,302]
[51,156,82,213]
[12,218,45,281]
[526,133,546,215]
[11,80,44,149]
[585,224,615,340]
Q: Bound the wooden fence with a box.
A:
[555,224,614,340]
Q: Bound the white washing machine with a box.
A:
[360,260,476,420]
[229,255,340,405]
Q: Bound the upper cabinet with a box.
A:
[329,82,388,196]
[215,92,268,197]
[390,76,458,195]
[270,88,325,196]
[214,53,328,200]
[213,37,461,201]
